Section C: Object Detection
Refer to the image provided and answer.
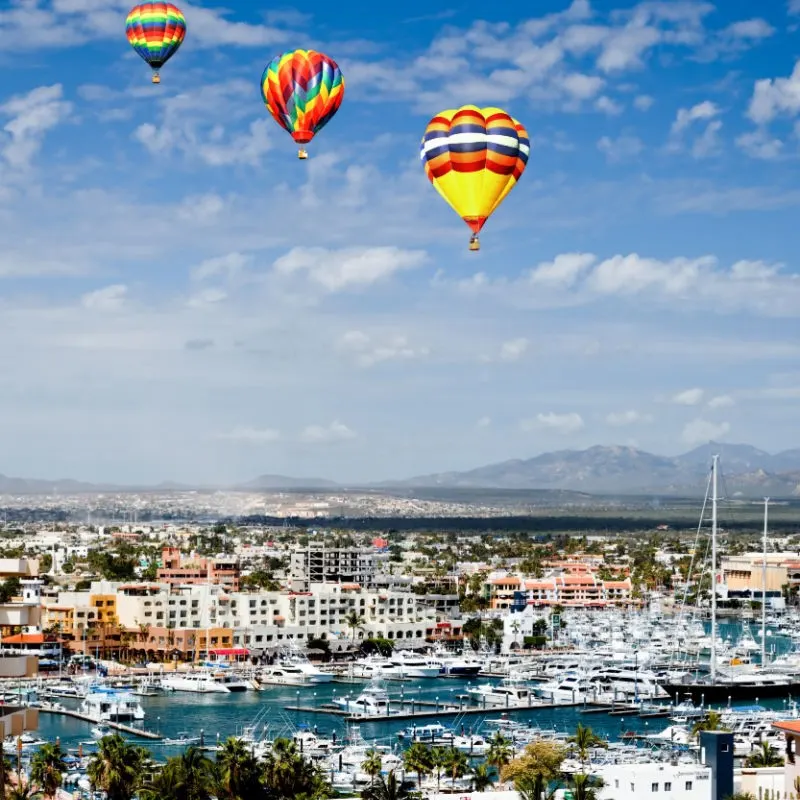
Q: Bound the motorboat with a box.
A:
[81,688,145,722]
[333,680,392,716]
[387,650,441,679]
[260,660,333,686]
[160,671,231,693]
[467,679,535,707]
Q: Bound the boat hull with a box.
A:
[663,681,800,703]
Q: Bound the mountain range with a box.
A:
[0,442,798,497]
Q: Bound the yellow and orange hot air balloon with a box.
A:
[420,105,529,250]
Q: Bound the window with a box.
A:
[651,783,658,792]
[664,783,671,791]
[685,781,693,791]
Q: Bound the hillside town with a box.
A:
[0,497,795,800]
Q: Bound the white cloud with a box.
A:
[747,60,800,124]
[300,421,356,444]
[274,247,427,292]
[671,100,720,135]
[499,338,529,362]
[337,330,429,367]
[476,416,492,428]
[81,284,127,311]
[192,253,249,282]
[595,95,624,115]
[634,94,654,110]
[681,418,731,445]
[523,412,585,434]
[597,134,644,163]
[707,394,735,409]
[673,388,705,406]
[605,410,652,427]
[221,426,281,443]
[528,253,597,287]
[724,19,775,40]
[736,130,783,160]
[691,120,722,159]
[791,0,800,14]
[0,84,72,169]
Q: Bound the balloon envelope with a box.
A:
[420,105,529,235]
[126,2,186,71]
[261,49,345,145]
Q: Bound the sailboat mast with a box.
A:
[762,497,769,667]
[710,454,719,683]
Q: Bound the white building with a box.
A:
[594,762,712,800]
[290,547,379,590]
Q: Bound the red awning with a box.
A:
[209,648,249,656]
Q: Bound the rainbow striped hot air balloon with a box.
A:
[261,49,345,159]
[125,2,186,84]
[420,105,529,251]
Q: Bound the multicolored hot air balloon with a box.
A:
[420,105,529,251]
[261,49,345,159]
[125,3,186,84]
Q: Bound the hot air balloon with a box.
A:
[261,49,345,159]
[125,3,186,84]
[420,105,529,251]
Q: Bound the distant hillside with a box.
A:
[237,474,340,490]
[384,443,800,497]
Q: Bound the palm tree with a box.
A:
[510,621,521,649]
[443,748,468,789]
[401,742,432,790]
[87,733,146,800]
[567,724,606,768]
[216,737,262,800]
[176,747,216,800]
[744,741,783,768]
[692,710,726,740]
[471,764,494,792]
[487,732,513,770]
[345,611,365,644]
[361,749,383,787]
[361,771,408,800]
[5,782,40,800]
[430,747,447,790]
[138,762,183,800]
[30,742,66,800]
[724,794,755,800]
[261,737,328,800]
[570,774,604,800]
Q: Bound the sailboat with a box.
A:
[662,457,800,702]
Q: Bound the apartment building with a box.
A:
[56,578,439,660]
[488,572,633,609]
[157,547,240,591]
[290,546,378,590]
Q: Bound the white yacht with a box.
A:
[292,727,338,757]
[431,650,482,677]
[333,680,392,716]
[388,650,441,679]
[467,679,535,707]
[587,667,669,700]
[537,672,601,704]
[161,671,231,693]
[81,689,145,722]
[349,655,398,680]
[260,660,333,686]
[213,672,250,692]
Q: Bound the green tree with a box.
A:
[87,734,147,800]
[443,747,468,789]
[567,724,606,768]
[401,742,433,790]
[487,733,513,770]
[5,782,40,800]
[216,737,262,800]
[570,774,604,800]
[470,764,494,792]
[691,711,727,740]
[360,771,408,800]
[30,742,66,800]
[743,741,783,768]
[345,611,365,644]
[361,749,383,787]
[501,740,566,800]
[261,737,329,800]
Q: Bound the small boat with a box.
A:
[81,688,145,722]
[162,731,202,746]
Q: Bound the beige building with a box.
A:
[0,706,38,738]
[721,553,800,594]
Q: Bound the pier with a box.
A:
[284,698,582,722]
[38,707,163,740]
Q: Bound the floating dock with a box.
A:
[284,698,582,722]
[37,707,163,740]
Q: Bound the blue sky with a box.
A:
[0,0,799,485]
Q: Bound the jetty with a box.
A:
[37,707,163,740]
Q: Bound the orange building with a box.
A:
[157,548,240,591]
